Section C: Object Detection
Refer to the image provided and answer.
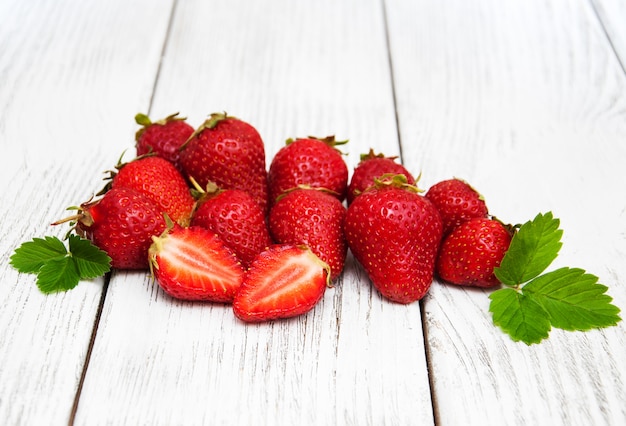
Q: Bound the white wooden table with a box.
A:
[1,0,625,424]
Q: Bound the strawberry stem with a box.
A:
[359,148,398,162]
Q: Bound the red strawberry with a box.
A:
[149,224,245,302]
[436,217,512,288]
[268,135,348,205]
[269,187,347,280]
[233,244,331,322]
[190,182,272,269]
[344,175,443,304]
[425,178,488,236]
[179,112,269,213]
[347,149,415,204]
[135,112,194,171]
[105,155,195,227]
[71,187,167,269]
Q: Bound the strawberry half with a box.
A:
[149,225,245,302]
[233,244,331,322]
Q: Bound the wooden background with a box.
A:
[1,0,625,424]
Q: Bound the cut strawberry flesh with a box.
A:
[149,226,244,302]
[233,244,330,322]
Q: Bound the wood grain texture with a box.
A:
[2,0,625,424]
[73,0,435,425]
[386,0,626,424]
[0,0,175,423]
[592,0,626,70]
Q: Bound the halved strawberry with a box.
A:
[233,244,331,322]
[149,224,245,302]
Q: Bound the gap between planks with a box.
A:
[67,1,181,424]
[589,0,626,74]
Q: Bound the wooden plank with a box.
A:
[0,0,175,423]
[386,0,626,424]
[592,0,626,70]
[73,0,435,425]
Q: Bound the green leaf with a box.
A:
[68,234,112,279]
[489,287,551,345]
[36,257,81,293]
[12,234,111,294]
[10,236,67,273]
[523,267,622,331]
[495,212,563,285]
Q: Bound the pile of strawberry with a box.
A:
[58,112,513,322]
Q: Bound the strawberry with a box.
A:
[70,187,167,269]
[425,178,488,236]
[233,244,331,322]
[347,149,415,204]
[179,112,269,213]
[148,224,245,302]
[268,187,347,280]
[267,135,348,205]
[436,217,512,288]
[344,175,443,304]
[190,182,272,269]
[135,112,194,171]
[104,155,195,227]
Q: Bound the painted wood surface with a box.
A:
[592,0,626,68]
[387,0,626,424]
[0,0,624,425]
[0,0,175,424]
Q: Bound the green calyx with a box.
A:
[285,135,349,155]
[371,173,423,193]
[359,148,398,162]
[179,111,232,151]
[274,184,340,203]
[188,177,225,212]
[135,112,186,141]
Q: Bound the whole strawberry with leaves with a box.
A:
[268,135,348,205]
[425,178,488,236]
[102,154,195,227]
[58,187,168,269]
[179,112,269,213]
[344,175,443,303]
[135,112,194,171]
[190,181,272,269]
[269,186,347,281]
[437,217,513,288]
[347,149,415,204]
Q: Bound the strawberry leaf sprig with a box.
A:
[489,212,621,345]
[10,235,111,294]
